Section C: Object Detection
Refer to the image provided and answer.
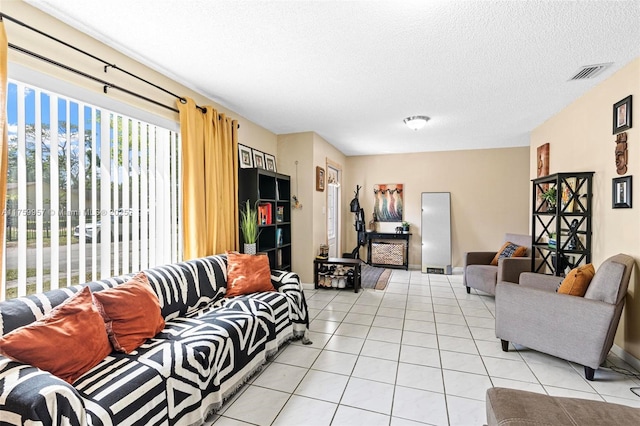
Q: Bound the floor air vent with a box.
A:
[568,63,612,80]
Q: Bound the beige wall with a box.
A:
[276,132,314,281]
[4,1,277,156]
[344,147,531,268]
[530,57,640,360]
[276,132,347,283]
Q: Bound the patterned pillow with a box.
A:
[557,264,595,296]
[226,252,275,298]
[93,272,165,353]
[490,242,528,265]
[0,286,111,384]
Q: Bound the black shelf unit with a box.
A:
[238,168,292,271]
[531,172,594,276]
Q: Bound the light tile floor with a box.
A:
[211,270,640,425]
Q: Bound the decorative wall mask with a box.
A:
[537,143,549,177]
[615,132,628,175]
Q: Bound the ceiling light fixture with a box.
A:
[403,115,431,131]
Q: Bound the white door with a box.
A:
[327,166,341,257]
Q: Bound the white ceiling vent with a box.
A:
[568,63,613,81]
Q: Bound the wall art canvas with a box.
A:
[373,184,404,222]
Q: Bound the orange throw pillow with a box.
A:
[0,286,111,384]
[226,252,275,298]
[558,264,595,296]
[491,242,528,266]
[93,272,165,354]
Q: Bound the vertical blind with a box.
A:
[3,80,182,300]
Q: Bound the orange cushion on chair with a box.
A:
[491,242,528,265]
[0,286,112,384]
[225,252,275,298]
[93,272,165,354]
[557,264,595,296]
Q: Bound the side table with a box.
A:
[365,232,410,270]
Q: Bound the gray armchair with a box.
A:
[495,253,635,381]
[464,233,534,295]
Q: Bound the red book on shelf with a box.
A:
[258,203,272,225]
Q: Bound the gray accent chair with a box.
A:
[463,233,534,295]
[486,387,640,425]
[495,253,635,381]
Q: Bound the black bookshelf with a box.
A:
[238,168,292,271]
[531,172,594,276]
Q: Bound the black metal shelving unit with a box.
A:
[531,172,594,276]
[238,168,292,271]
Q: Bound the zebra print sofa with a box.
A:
[0,255,309,425]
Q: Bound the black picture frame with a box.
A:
[613,95,632,134]
[612,176,632,209]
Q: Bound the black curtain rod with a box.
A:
[1,12,214,115]
[9,42,181,113]
[9,42,240,126]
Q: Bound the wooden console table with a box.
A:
[365,232,410,270]
[313,257,362,293]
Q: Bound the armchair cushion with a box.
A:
[490,242,527,265]
[558,263,595,296]
[584,256,628,304]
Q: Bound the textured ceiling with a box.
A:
[25,0,640,155]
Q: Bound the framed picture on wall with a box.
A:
[238,144,254,168]
[264,153,277,172]
[253,150,266,169]
[613,95,632,134]
[612,175,632,209]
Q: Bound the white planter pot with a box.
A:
[244,243,257,255]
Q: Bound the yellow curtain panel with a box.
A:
[178,97,238,259]
[0,21,8,298]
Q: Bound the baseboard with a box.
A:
[611,344,640,371]
[302,283,314,291]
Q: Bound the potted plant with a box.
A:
[401,221,410,233]
[240,200,260,254]
[541,187,557,212]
